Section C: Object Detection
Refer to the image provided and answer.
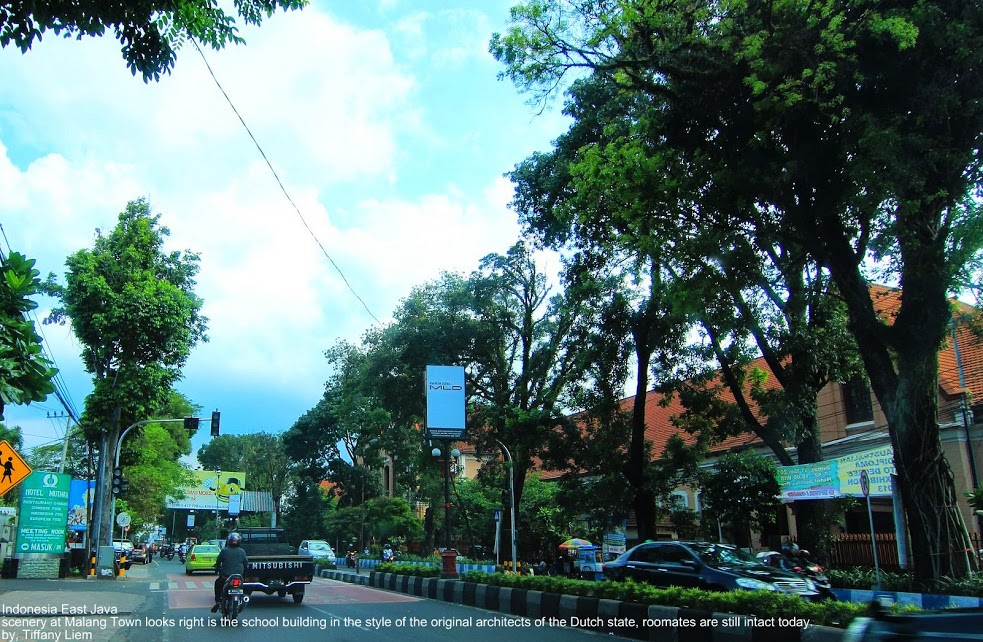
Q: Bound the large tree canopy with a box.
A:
[0,0,306,81]
[493,0,983,581]
[46,197,207,546]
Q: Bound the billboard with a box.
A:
[777,445,896,500]
[67,479,95,531]
[425,365,466,439]
[165,470,246,510]
[16,471,71,554]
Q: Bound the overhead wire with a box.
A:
[189,37,382,327]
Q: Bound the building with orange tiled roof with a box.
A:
[537,286,983,551]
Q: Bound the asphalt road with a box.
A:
[0,558,621,642]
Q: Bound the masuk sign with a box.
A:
[15,471,71,554]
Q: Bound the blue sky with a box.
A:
[0,1,570,462]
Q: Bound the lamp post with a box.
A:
[215,469,222,535]
[494,439,518,573]
[431,441,460,578]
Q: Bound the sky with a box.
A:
[0,1,571,464]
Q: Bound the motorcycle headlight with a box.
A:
[735,577,779,591]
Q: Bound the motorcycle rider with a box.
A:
[346,541,358,567]
[211,532,249,613]
[382,543,394,562]
[779,541,802,571]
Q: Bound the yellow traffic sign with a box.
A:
[0,440,33,493]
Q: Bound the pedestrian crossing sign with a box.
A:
[0,440,33,494]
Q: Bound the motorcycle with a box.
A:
[345,551,358,568]
[218,574,248,623]
[178,549,186,564]
[790,558,837,601]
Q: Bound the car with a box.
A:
[130,543,149,564]
[603,541,821,600]
[206,539,225,548]
[185,543,221,575]
[298,540,336,567]
[843,603,983,641]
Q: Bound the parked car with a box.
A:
[843,602,983,641]
[298,540,336,567]
[603,541,822,600]
[185,543,221,575]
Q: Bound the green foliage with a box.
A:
[45,198,207,437]
[123,423,195,526]
[377,562,441,577]
[827,567,983,598]
[198,432,293,519]
[698,451,781,541]
[0,251,57,420]
[0,0,307,82]
[459,571,868,628]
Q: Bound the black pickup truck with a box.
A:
[237,527,315,603]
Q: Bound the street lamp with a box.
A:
[215,469,221,535]
[494,439,518,574]
[431,442,460,579]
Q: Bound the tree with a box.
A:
[198,432,293,523]
[698,451,782,548]
[45,198,207,549]
[0,0,306,82]
[362,242,593,558]
[493,0,983,582]
[0,251,57,420]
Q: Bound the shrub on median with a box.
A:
[457,571,870,628]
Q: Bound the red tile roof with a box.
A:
[537,284,982,480]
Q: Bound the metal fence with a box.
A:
[825,532,983,570]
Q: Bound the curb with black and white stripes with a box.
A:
[319,569,844,641]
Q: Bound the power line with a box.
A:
[189,37,382,327]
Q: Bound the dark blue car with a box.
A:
[602,541,821,599]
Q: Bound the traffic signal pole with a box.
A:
[105,417,199,547]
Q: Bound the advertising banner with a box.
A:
[777,445,895,499]
[425,365,466,439]
[165,470,246,510]
[16,471,71,554]
[67,479,95,531]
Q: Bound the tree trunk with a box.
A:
[792,400,828,560]
[626,339,655,540]
[829,236,975,581]
[96,408,121,548]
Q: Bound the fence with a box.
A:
[826,532,983,570]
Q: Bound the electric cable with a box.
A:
[189,37,382,327]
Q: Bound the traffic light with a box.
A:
[184,416,199,431]
[112,467,123,496]
[120,476,129,495]
[210,410,220,437]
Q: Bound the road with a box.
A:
[0,558,620,642]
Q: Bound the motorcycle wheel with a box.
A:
[222,597,239,622]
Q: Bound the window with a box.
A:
[842,376,873,425]
[630,546,659,563]
[651,544,694,566]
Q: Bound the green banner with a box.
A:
[15,471,71,554]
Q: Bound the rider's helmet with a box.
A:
[227,532,242,547]
[384,542,392,549]
[781,541,799,555]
